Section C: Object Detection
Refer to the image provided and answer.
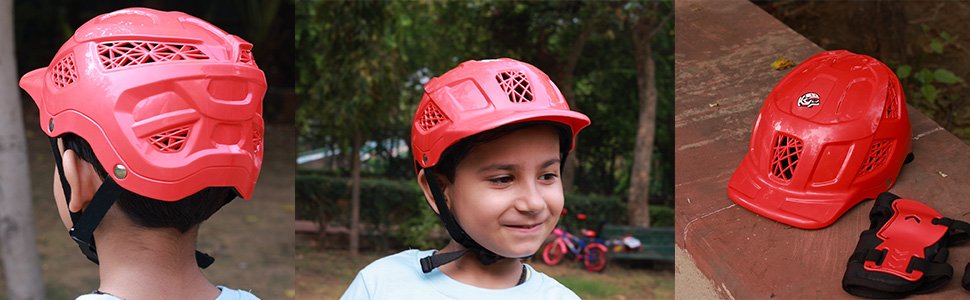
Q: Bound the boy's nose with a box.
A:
[514,181,546,214]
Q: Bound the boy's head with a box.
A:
[410,58,590,271]
[20,7,266,266]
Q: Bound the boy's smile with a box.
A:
[443,125,564,258]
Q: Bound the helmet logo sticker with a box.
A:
[797,92,821,108]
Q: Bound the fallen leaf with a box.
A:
[772,57,796,71]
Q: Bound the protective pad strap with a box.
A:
[842,192,954,298]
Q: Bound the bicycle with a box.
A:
[541,213,609,272]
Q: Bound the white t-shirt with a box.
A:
[340,249,580,300]
[75,286,259,300]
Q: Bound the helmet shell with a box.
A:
[411,58,590,169]
[20,7,267,201]
[727,50,911,229]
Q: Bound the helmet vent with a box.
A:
[98,41,209,70]
[495,71,534,103]
[149,126,190,152]
[51,54,79,88]
[885,82,899,119]
[418,101,447,131]
[858,139,894,176]
[769,133,803,181]
[239,49,256,66]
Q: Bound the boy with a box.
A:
[20,8,266,299]
[342,58,590,299]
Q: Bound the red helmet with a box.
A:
[727,50,911,229]
[411,58,590,169]
[20,7,267,201]
[412,58,590,272]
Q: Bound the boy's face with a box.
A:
[446,126,564,258]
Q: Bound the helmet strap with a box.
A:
[420,168,503,273]
[49,137,215,269]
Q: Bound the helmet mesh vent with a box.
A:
[98,41,209,70]
[769,133,803,181]
[858,139,894,176]
[149,126,190,152]
[495,71,534,103]
[51,54,78,88]
[418,101,447,131]
[885,82,899,119]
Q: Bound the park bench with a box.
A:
[676,0,970,298]
[602,225,674,262]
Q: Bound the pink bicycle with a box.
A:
[541,213,609,272]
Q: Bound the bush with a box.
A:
[296,173,675,249]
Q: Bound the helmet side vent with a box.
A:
[51,54,79,88]
[858,139,894,176]
[98,41,209,70]
[417,101,448,131]
[770,133,803,181]
[495,71,534,103]
[149,126,190,152]
[885,82,899,119]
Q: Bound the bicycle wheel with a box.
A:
[583,243,608,272]
[542,239,565,266]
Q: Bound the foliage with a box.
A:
[560,193,674,231]
[393,195,446,249]
[887,26,970,141]
[895,28,964,109]
[296,0,675,211]
[295,174,423,229]
[297,173,673,248]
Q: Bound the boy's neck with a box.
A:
[437,241,525,289]
[92,211,220,300]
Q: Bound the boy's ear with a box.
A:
[62,149,104,213]
[417,169,449,215]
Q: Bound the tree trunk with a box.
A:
[0,0,46,297]
[628,10,660,227]
[349,129,362,256]
[555,19,593,192]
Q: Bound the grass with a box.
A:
[296,236,674,300]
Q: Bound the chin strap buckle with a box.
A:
[420,249,468,273]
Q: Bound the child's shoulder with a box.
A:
[359,249,432,276]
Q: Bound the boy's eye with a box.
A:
[488,175,514,184]
[539,173,559,181]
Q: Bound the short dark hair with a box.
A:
[429,121,571,184]
[60,133,235,233]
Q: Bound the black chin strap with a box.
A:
[420,169,502,273]
[50,137,215,269]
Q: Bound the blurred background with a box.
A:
[1,0,296,298]
[755,1,970,143]
[295,1,674,298]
